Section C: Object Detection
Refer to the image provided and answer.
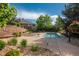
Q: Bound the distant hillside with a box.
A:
[16,15,66,25]
[16,18,36,25]
[23,19,36,24]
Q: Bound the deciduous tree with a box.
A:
[0,3,16,30]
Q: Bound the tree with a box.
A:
[62,3,79,42]
[55,16,65,31]
[62,3,79,20]
[62,4,79,31]
[14,21,21,27]
[36,15,45,30]
[36,15,52,31]
[62,4,79,32]
[0,3,16,30]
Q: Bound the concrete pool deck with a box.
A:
[40,37,79,56]
[24,32,79,56]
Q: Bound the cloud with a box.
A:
[16,10,65,25]
[16,10,45,20]
[51,15,65,25]
[51,15,58,25]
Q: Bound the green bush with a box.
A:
[13,32,21,37]
[71,24,79,29]
[20,39,27,48]
[8,38,17,46]
[31,44,40,52]
[0,40,6,50]
[27,30,33,33]
[5,49,20,56]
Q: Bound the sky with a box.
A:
[10,3,65,24]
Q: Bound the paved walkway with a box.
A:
[41,37,79,56]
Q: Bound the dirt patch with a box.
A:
[0,25,26,38]
[0,45,59,56]
[0,45,20,56]
[19,46,59,56]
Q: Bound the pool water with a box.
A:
[45,32,63,39]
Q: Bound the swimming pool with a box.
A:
[45,32,63,39]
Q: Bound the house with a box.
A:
[21,22,36,30]
[68,19,79,34]
[71,19,79,24]
[16,18,36,30]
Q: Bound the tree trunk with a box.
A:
[68,31,71,42]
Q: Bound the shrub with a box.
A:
[71,24,79,29]
[8,37,17,46]
[20,39,27,48]
[27,30,33,33]
[31,44,40,52]
[5,49,20,56]
[13,32,21,37]
[0,40,6,50]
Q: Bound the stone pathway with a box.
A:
[41,37,79,56]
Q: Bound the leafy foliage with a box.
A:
[31,44,40,52]
[20,39,27,48]
[0,3,16,29]
[62,3,79,19]
[55,16,65,31]
[27,29,33,33]
[71,24,79,29]
[36,15,52,31]
[13,32,21,37]
[5,49,20,56]
[62,4,79,33]
[14,21,21,27]
[8,37,17,46]
[0,40,6,50]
